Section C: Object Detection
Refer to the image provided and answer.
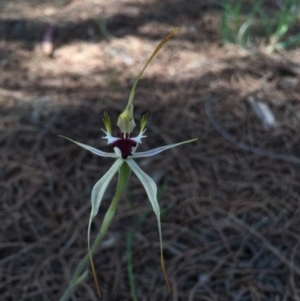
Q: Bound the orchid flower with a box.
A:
[60,28,197,297]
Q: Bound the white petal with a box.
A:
[91,159,124,217]
[132,138,197,158]
[101,129,119,145]
[131,132,147,144]
[59,135,118,158]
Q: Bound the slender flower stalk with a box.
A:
[59,27,197,298]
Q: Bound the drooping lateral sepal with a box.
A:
[126,159,171,291]
[91,159,124,218]
[87,160,130,298]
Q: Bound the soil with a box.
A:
[1,1,300,300]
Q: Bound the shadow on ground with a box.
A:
[1,1,300,300]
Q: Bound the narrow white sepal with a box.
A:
[91,159,124,218]
[59,135,118,158]
[126,158,161,225]
[132,138,197,158]
[126,159,166,282]
[126,159,159,212]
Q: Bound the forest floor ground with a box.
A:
[1,1,300,300]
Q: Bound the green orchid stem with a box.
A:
[59,162,130,301]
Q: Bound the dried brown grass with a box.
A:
[1,1,300,300]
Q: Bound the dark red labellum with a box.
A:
[110,133,137,159]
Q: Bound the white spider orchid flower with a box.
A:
[59,28,197,297]
[60,111,197,289]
